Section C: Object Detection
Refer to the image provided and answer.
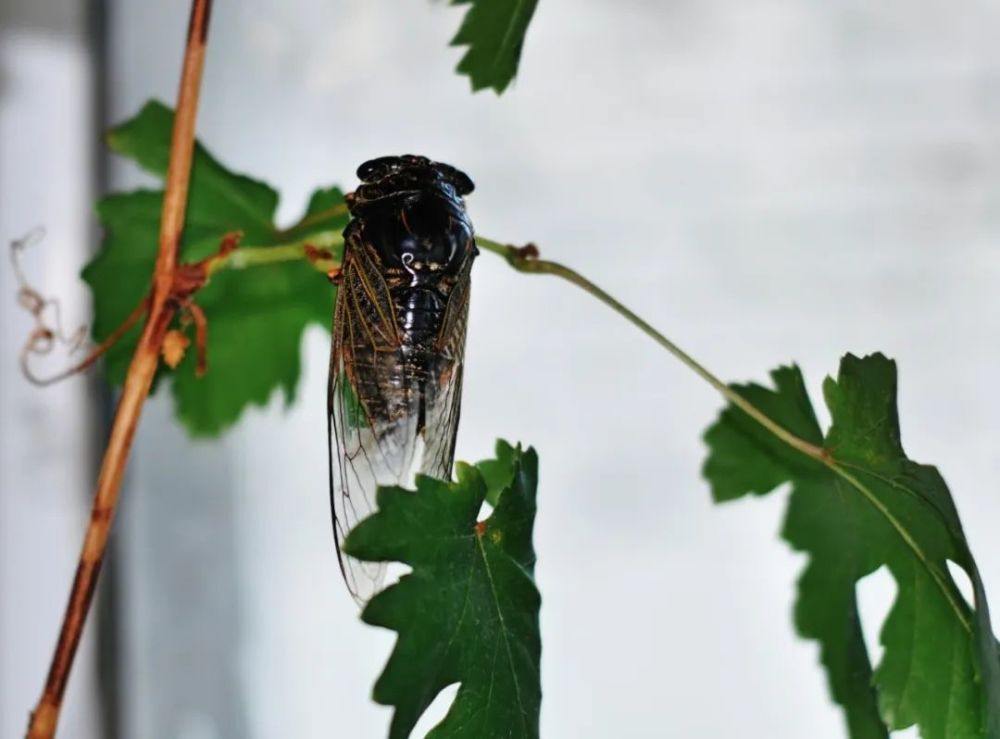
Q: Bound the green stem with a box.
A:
[475,236,827,462]
[205,232,343,276]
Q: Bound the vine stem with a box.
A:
[204,232,343,276]
[25,2,213,737]
[475,237,828,462]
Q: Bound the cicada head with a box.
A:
[346,155,477,279]
[355,154,474,196]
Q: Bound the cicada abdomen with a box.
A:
[327,154,478,599]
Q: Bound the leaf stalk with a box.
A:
[474,236,828,463]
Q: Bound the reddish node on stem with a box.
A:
[172,263,207,299]
[515,242,540,260]
[218,230,242,256]
[305,243,334,265]
[474,520,488,537]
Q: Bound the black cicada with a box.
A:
[327,154,478,599]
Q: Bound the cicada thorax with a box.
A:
[338,154,476,473]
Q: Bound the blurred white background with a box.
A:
[1,2,102,738]
[3,0,1000,737]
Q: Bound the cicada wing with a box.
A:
[327,259,422,602]
[420,360,464,481]
[330,357,431,600]
[328,238,474,602]
[421,255,472,480]
[329,355,466,602]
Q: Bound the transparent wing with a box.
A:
[421,254,472,480]
[328,275,402,601]
[328,244,472,602]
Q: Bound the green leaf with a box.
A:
[475,438,518,507]
[344,440,541,739]
[703,353,1000,739]
[83,100,348,435]
[449,0,539,94]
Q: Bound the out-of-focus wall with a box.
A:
[0,2,101,738]
[15,0,1000,737]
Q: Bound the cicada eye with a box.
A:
[357,156,401,182]
[432,163,474,196]
[449,171,474,196]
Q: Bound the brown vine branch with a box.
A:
[25,1,214,737]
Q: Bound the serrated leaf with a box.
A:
[449,0,539,93]
[344,440,541,739]
[83,100,348,435]
[703,353,1000,739]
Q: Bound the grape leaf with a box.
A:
[703,353,1000,739]
[83,100,347,435]
[344,440,541,739]
[449,0,539,93]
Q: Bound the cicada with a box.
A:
[327,155,478,600]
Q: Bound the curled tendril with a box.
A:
[10,227,141,386]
